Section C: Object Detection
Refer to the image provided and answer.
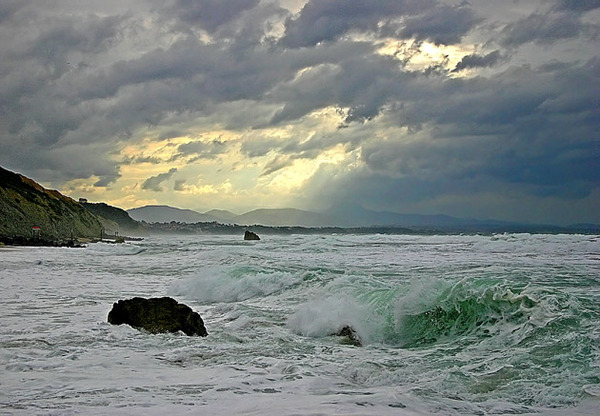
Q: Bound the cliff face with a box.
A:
[0,166,103,239]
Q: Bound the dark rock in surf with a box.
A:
[244,230,260,240]
[107,297,208,336]
[335,325,362,347]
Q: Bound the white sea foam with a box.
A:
[288,295,375,343]
[1,233,598,415]
[168,266,306,303]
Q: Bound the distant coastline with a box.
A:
[1,165,598,248]
[141,220,600,236]
[129,204,600,235]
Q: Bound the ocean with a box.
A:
[1,233,599,415]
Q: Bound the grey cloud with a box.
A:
[552,0,600,13]
[302,164,490,214]
[161,0,260,32]
[124,156,165,165]
[176,139,228,160]
[293,56,600,221]
[3,0,481,188]
[262,155,293,176]
[174,179,187,191]
[0,7,129,185]
[269,51,412,125]
[241,125,362,162]
[280,0,479,48]
[240,136,282,157]
[1,11,280,184]
[29,15,123,62]
[453,50,503,72]
[3,138,122,187]
[358,59,600,198]
[280,0,437,48]
[397,3,481,45]
[142,168,178,192]
[0,0,28,24]
[501,11,585,46]
[94,173,122,187]
[302,165,599,225]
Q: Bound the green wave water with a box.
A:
[393,280,538,347]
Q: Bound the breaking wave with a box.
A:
[169,265,308,303]
[289,276,583,351]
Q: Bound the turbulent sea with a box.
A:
[1,233,599,415]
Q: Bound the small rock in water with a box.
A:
[107,296,208,336]
[244,231,260,240]
[335,325,362,346]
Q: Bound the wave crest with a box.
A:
[169,266,307,303]
[393,280,538,347]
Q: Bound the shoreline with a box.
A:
[0,234,144,248]
[0,235,87,248]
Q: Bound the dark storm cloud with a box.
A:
[396,3,481,45]
[0,5,128,185]
[280,0,479,48]
[279,0,418,48]
[269,49,416,125]
[0,0,598,223]
[351,59,600,205]
[142,168,178,192]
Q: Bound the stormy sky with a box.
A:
[1,0,598,225]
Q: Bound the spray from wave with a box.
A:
[288,275,583,351]
[169,265,308,303]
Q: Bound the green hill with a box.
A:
[0,166,103,240]
[83,202,148,237]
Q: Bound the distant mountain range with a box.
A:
[126,204,599,233]
[127,205,223,224]
[127,203,495,228]
[128,205,335,227]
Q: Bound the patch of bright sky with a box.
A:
[101,104,356,211]
[59,32,485,213]
[377,38,476,74]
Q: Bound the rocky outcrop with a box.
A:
[335,325,362,346]
[0,166,103,240]
[244,230,260,240]
[107,297,208,336]
[0,235,85,247]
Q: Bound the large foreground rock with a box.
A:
[108,297,208,336]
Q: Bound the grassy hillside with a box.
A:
[83,202,148,237]
[0,166,103,239]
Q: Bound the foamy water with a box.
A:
[1,233,599,415]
